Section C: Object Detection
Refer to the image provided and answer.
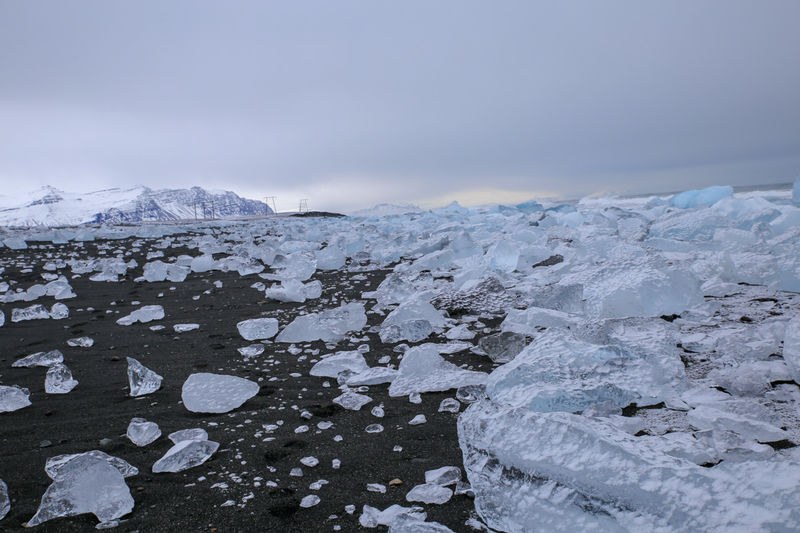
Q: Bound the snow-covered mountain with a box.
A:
[350,203,423,217]
[0,186,271,227]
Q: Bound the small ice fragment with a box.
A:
[477,332,527,363]
[332,459,341,469]
[49,303,69,320]
[310,350,369,378]
[11,304,50,322]
[181,373,259,413]
[13,349,63,368]
[333,391,372,411]
[126,357,163,397]
[45,363,79,394]
[236,318,279,341]
[67,336,94,348]
[424,466,461,486]
[300,494,320,508]
[405,483,453,505]
[116,305,165,326]
[238,344,265,357]
[168,428,208,444]
[126,418,161,447]
[300,456,319,467]
[409,393,422,404]
[445,324,475,340]
[317,421,333,430]
[456,384,486,404]
[290,468,304,477]
[393,445,403,452]
[295,425,310,433]
[173,323,199,333]
[365,424,384,434]
[371,404,385,417]
[388,344,488,397]
[408,415,427,425]
[367,483,387,493]
[438,398,460,413]
[152,440,220,473]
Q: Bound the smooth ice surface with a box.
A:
[477,332,527,363]
[0,385,31,413]
[116,305,165,325]
[45,451,138,480]
[152,439,220,473]
[126,357,163,397]
[13,349,64,368]
[424,466,461,486]
[0,479,8,520]
[359,504,427,528]
[236,317,279,340]
[333,391,373,411]
[126,418,161,447]
[310,350,368,378]
[783,313,800,382]
[405,484,453,505]
[181,373,259,413]
[27,452,135,527]
[670,185,734,208]
[345,366,398,386]
[388,344,488,397]
[486,327,685,412]
[459,400,800,533]
[168,428,209,444]
[173,323,199,332]
[45,363,78,394]
[276,302,367,343]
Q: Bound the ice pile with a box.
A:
[116,305,165,325]
[181,373,259,413]
[27,451,136,527]
[276,302,367,343]
[126,357,163,396]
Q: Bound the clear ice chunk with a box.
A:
[477,332,527,363]
[276,302,367,343]
[299,494,320,508]
[13,349,64,368]
[49,302,69,320]
[11,304,51,322]
[173,323,199,332]
[359,504,427,528]
[438,398,461,413]
[236,317,279,340]
[333,391,373,411]
[388,344,488,397]
[126,357,163,397]
[67,336,94,347]
[379,319,433,344]
[45,363,78,394]
[405,483,453,505]
[237,344,265,357]
[152,439,220,473]
[126,418,161,447]
[45,450,138,480]
[345,366,398,386]
[181,373,259,413]
[309,350,369,378]
[424,466,461,486]
[0,385,31,413]
[168,428,209,444]
[27,452,135,527]
[116,305,165,325]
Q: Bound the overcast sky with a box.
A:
[1,1,799,212]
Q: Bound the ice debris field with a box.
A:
[0,182,800,531]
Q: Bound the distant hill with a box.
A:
[350,203,423,217]
[0,186,271,227]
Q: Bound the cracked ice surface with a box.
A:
[45,363,79,394]
[181,373,259,413]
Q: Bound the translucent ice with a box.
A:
[265,279,321,303]
[333,391,373,410]
[237,344,265,357]
[27,452,135,527]
[126,418,161,447]
[359,504,427,528]
[405,483,452,505]
[116,305,165,325]
[173,323,199,332]
[126,357,163,397]
[13,349,64,368]
[299,494,320,508]
[237,317,279,340]
[345,366,398,386]
[309,350,368,378]
[181,373,260,413]
[11,304,51,322]
[67,336,94,348]
[388,344,488,397]
[379,319,433,344]
[316,246,346,270]
[0,479,8,520]
[168,428,209,444]
[276,302,367,343]
[0,385,31,412]
[49,302,69,319]
[45,363,78,394]
[669,185,733,208]
[152,439,220,473]
[44,450,138,480]
[485,240,519,273]
[783,313,800,383]
[477,332,527,363]
[424,466,461,486]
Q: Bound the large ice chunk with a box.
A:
[0,385,31,413]
[181,373,259,413]
[11,304,51,322]
[405,484,452,505]
[27,452,135,527]
[126,418,162,447]
[485,240,519,273]
[486,327,684,412]
[45,363,78,394]
[265,279,321,303]
[116,305,165,326]
[669,185,733,208]
[346,366,399,386]
[458,400,800,533]
[389,344,488,397]
[236,317,279,340]
[783,313,800,383]
[152,439,220,473]
[310,350,369,378]
[276,302,367,343]
[126,357,163,397]
[13,349,64,368]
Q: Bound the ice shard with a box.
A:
[388,344,488,397]
[0,385,31,413]
[116,305,165,326]
[45,363,78,394]
[13,349,64,368]
[126,357,163,397]
[181,373,259,413]
[276,302,367,343]
[152,439,220,473]
[126,418,161,447]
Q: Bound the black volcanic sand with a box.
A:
[0,235,500,532]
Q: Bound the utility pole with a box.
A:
[265,196,277,216]
[299,199,308,213]
[193,202,197,221]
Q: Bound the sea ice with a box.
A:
[276,302,367,343]
[181,373,260,413]
[45,363,78,394]
[126,357,163,397]
[152,439,220,473]
[13,349,64,368]
[388,344,488,397]
[0,385,31,413]
[116,305,165,325]
[27,452,135,527]
[126,418,161,447]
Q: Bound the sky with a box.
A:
[1,1,799,213]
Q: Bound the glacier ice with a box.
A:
[181,373,259,413]
[27,451,135,527]
[276,302,367,343]
[126,357,163,397]
[236,317,279,340]
[152,439,220,473]
[388,344,488,397]
[116,305,165,325]
[45,363,78,394]
[0,385,31,413]
[126,418,161,446]
[13,349,64,368]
